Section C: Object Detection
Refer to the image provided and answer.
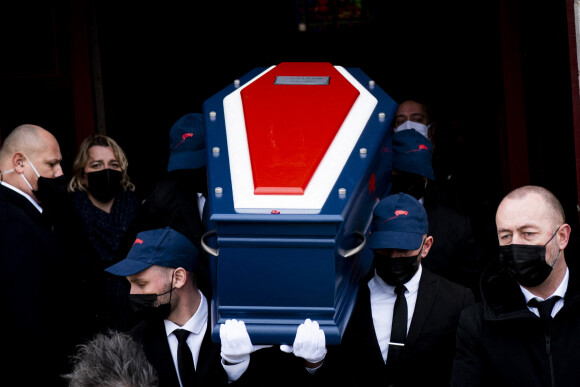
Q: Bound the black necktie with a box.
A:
[387,284,408,368]
[174,329,195,386]
[528,296,561,321]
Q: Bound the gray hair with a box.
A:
[63,330,158,387]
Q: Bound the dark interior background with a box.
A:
[93,1,505,203]
[1,0,578,254]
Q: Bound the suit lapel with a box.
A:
[351,284,386,365]
[194,315,220,383]
[144,320,181,386]
[404,269,438,349]
[0,184,45,224]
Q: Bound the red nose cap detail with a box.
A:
[133,238,144,245]
[175,132,194,148]
[241,62,360,195]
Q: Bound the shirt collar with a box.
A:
[369,264,423,296]
[1,181,43,213]
[520,267,569,302]
[164,290,208,336]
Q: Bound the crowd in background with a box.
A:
[1,99,579,386]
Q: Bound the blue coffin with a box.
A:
[201,62,396,345]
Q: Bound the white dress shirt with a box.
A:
[164,290,208,387]
[163,291,245,385]
[368,264,422,363]
[521,267,568,318]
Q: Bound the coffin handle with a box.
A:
[341,232,366,259]
[201,229,219,257]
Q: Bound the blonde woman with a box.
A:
[69,134,135,212]
[69,134,140,332]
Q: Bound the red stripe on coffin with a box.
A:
[241,62,360,195]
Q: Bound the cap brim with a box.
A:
[167,149,206,171]
[393,162,435,181]
[105,259,153,277]
[368,230,424,250]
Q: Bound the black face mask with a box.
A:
[34,175,68,204]
[374,244,423,286]
[390,173,426,200]
[498,228,560,287]
[129,287,174,321]
[86,169,122,203]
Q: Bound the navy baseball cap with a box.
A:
[368,193,428,250]
[167,113,206,172]
[392,129,435,180]
[105,228,199,276]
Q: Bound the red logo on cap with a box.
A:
[133,238,144,245]
[406,144,429,153]
[175,133,194,148]
[383,209,409,223]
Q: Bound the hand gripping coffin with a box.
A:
[201,62,397,345]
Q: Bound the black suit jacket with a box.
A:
[319,268,475,387]
[130,316,227,387]
[423,199,484,299]
[0,184,74,386]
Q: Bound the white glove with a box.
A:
[219,319,271,364]
[280,318,327,364]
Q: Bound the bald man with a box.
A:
[0,124,65,203]
[0,124,74,386]
[451,185,580,386]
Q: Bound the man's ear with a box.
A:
[173,267,188,289]
[12,152,26,173]
[557,224,571,250]
[421,236,434,258]
[427,122,436,140]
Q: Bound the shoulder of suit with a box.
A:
[422,268,472,292]
[128,320,157,340]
